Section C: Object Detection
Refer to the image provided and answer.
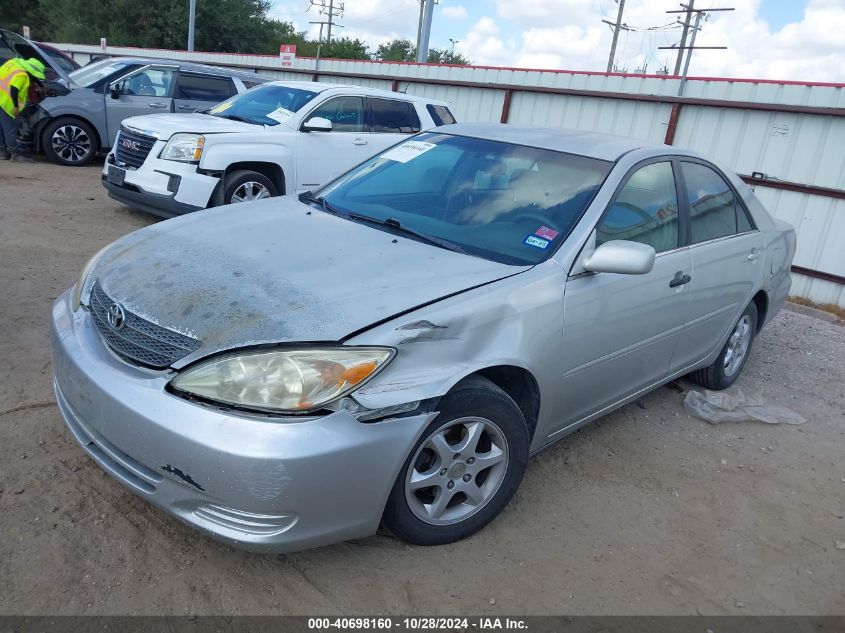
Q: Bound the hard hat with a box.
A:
[18,58,46,80]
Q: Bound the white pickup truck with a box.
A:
[101,80,456,217]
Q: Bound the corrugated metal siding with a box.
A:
[54,43,845,307]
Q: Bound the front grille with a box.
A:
[89,280,201,368]
[115,127,156,169]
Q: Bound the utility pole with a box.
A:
[416,0,435,63]
[660,6,733,94]
[416,0,425,57]
[187,0,196,51]
[309,21,327,71]
[309,0,344,43]
[672,0,693,76]
[603,0,626,73]
[449,38,458,55]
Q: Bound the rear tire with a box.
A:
[222,170,278,205]
[383,376,530,546]
[43,117,97,166]
[689,302,758,390]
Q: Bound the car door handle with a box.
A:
[352,138,368,145]
[747,248,761,261]
[669,271,692,288]
[176,104,195,110]
[148,103,169,108]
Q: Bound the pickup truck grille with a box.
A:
[115,128,157,169]
[89,280,201,368]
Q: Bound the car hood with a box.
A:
[121,113,260,139]
[89,197,528,367]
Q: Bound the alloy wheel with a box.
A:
[51,125,91,163]
[230,181,271,203]
[723,314,753,377]
[404,416,509,526]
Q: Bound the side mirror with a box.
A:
[584,240,656,275]
[302,116,332,132]
[109,83,120,99]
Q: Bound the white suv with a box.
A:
[101,81,456,217]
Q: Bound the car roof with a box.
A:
[262,79,449,104]
[432,123,671,162]
[99,56,271,82]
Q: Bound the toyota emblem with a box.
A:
[106,302,126,330]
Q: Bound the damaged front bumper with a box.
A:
[51,289,432,553]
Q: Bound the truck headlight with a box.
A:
[159,133,205,162]
[170,347,395,413]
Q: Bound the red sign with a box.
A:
[279,44,297,67]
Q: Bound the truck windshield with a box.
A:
[208,85,319,126]
[316,133,613,266]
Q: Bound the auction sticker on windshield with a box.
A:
[381,141,437,163]
[266,107,294,123]
[524,235,550,249]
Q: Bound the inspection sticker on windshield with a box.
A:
[535,225,559,240]
[524,235,550,249]
[381,141,437,163]
[266,107,294,123]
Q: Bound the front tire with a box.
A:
[222,170,278,205]
[383,376,529,546]
[43,117,97,166]
[689,302,758,390]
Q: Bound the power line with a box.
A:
[308,0,344,42]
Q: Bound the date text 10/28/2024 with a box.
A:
[307,618,528,630]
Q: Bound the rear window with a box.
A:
[370,98,421,133]
[176,74,235,101]
[427,104,456,126]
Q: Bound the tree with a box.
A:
[376,38,415,62]
[375,38,470,65]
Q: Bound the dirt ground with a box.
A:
[1,159,843,616]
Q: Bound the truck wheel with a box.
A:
[223,170,278,205]
[43,117,97,166]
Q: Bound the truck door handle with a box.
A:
[148,103,169,108]
[669,271,692,288]
[747,248,761,261]
[353,138,368,145]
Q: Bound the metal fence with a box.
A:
[54,43,845,307]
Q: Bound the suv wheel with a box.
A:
[383,376,530,546]
[43,117,97,166]
[223,170,278,204]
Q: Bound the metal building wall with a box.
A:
[54,43,845,307]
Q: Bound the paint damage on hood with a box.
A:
[88,197,528,368]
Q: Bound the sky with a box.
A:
[269,0,845,82]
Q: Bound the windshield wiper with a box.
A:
[347,213,468,255]
[214,113,253,124]
[299,191,349,218]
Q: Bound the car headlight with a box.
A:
[159,133,205,162]
[170,347,395,413]
[71,245,110,312]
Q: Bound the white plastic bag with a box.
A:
[683,389,807,425]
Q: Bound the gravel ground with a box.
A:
[1,159,844,616]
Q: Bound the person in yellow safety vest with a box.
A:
[0,57,46,163]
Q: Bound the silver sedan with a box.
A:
[52,123,796,552]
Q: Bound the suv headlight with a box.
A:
[170,347,395,414]
[159,133,205,162]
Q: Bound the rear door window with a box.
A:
[682,162,754,243]
[370,98,421,133]
[176,73,236,102]
[427,103,456,126]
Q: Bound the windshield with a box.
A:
[208,84,319,126]
[69,59,136,87]
[316,133,613,265]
